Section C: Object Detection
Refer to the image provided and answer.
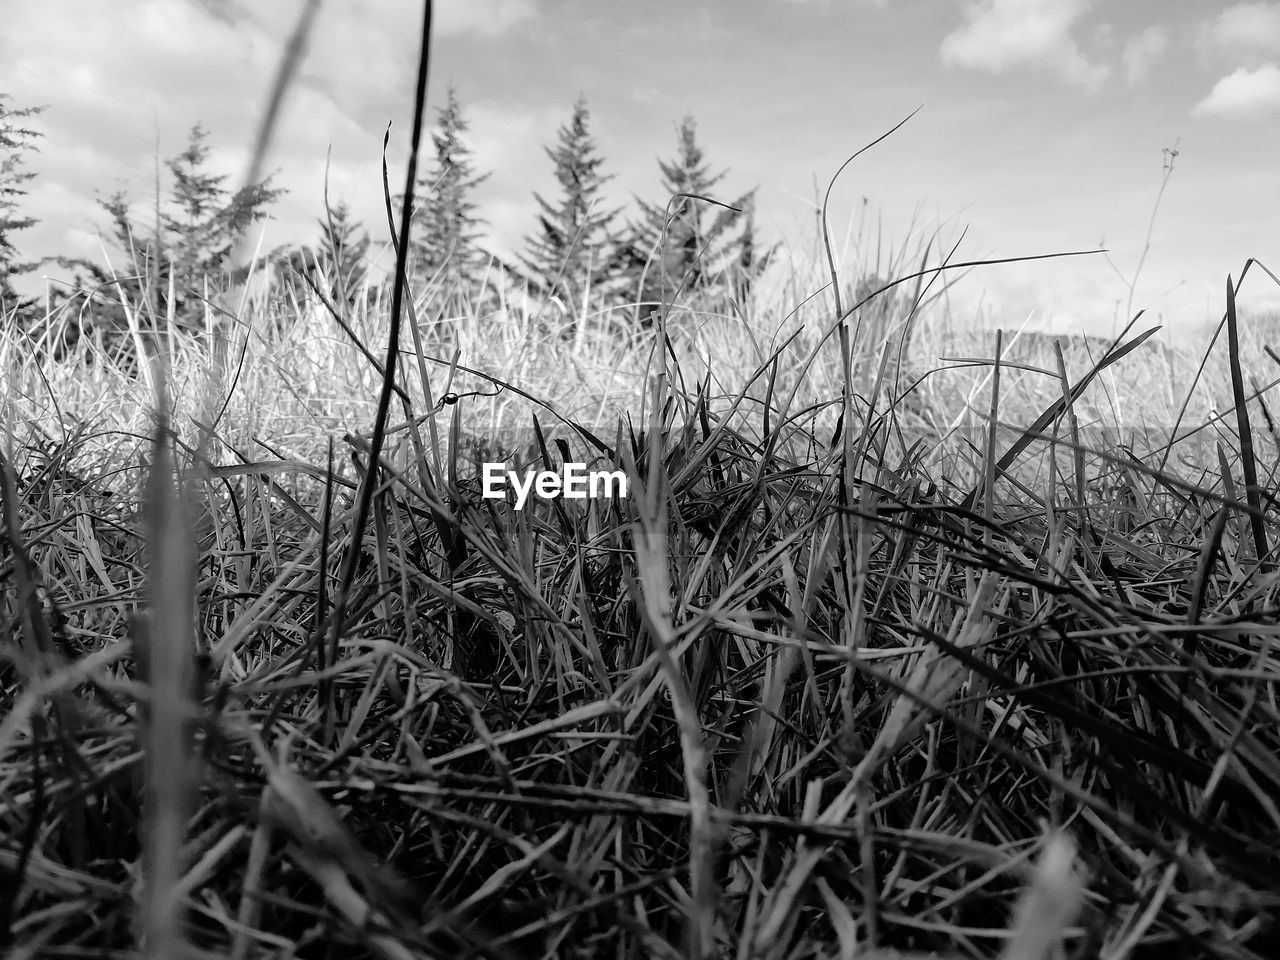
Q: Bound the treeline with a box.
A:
[0,85,778,347]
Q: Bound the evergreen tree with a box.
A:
[321,200,371,302]
[716,191,778,304]
[161,123,284,315]
[520,96,623,314]
[274,199,371,310]
[850,270,912,382]
[617,115,774,324]
[616,114,721,322]
[401,84,490,298]
[57,122,283,341]
[0,94,44,319]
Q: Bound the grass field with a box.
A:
[4,8,1280,960]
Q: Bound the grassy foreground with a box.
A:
[3,245,1280,960]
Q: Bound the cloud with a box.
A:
[459,101,556,180]
[1206,2,1280,56]
[1121,26,1170,85]
[2,1,290,181]
[780,0,888,7]
[628,86,671,106]
[189,0,253,28]
[307,0,538,42]
[436,0,538,37]
[1192,63,1280,116]
[940,0,1109,91]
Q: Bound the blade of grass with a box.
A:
[1224,273,1271,572]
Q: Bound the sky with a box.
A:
[3,0,1279,342]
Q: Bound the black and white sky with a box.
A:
[4,0,1279,337]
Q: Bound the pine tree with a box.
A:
[717,192,778,304]
[617,115,772,324]
[274,200,371,310]
[520,96,623,315]
[401,84,491,299]
[0,94,45,320]
[160,123,229,307]
[850,270,912,385]
[57,123,283,341]
[314,200,371,307]
[161,123,284,315]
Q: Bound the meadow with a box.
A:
[3,8,1280,960]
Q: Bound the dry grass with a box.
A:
[5,229,1280,960]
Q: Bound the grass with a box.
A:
[4,6,1280,959]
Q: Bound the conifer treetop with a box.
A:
[0,93,46,312]
[403,82,492,293]
[520,95,626,312]
[617,113,773,318]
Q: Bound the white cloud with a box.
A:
[1122,26,1170,85]
[436,0,538,37]
[301,0,538,43]
[628,86,670,106]
[1192,63,1280,116]
[940,0,1109,91]
[458,101,557,181]
[780,0,888,7]
[1207,3,1280,55]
